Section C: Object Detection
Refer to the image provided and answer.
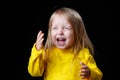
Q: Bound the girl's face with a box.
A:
[51,14,74,49]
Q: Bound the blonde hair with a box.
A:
[44,7,94,58]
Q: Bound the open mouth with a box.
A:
[56,37,66,46]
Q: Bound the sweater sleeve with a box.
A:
[79,48,103,80]
[28,43,45,77]
[87,54,103,80]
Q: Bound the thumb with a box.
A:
[80,62,85,66]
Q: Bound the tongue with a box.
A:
[57,40,65,46]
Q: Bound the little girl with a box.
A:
[28,7,103,80]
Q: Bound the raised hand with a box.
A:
[35,31,44,51]
[79,62,90,79]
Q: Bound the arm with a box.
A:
[79,48,103,80]
[87,54,103,80]
[28,44,45,76]
[28,31,45,77]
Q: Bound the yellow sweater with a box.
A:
[28,44,103,80]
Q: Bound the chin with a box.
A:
[56,46,66,49]
[56,45,71,49]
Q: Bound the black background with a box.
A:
[2,0,113,80]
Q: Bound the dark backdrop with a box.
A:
[3,0,112,80]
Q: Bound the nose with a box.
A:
[58,28,64,35]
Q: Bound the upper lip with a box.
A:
[56,37,66,41]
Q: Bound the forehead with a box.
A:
[52,14,70,25]
[53,14,66,20]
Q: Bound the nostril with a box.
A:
[58,31,64,35]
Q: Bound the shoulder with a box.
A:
[78,48,92,58]
[79,48,90,54]
[77,48,94,64]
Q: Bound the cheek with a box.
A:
[70,37,75,47]
[51,32,56,41]
[69,36,74,44]
[67,33,74,43]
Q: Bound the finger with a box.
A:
[41,33,44,38]
[80,62,88,69]
[37,31,43,38]
[80,72,85,76]
[79,73,86,79]
[36,31,44,43]
[80,62,85,66]
[36,38,44,50]
[38,33,44,41]
[80,68,89,73]
[38,38,44,45]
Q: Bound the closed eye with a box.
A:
[64,26,71,30]
[52,27,58,30]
